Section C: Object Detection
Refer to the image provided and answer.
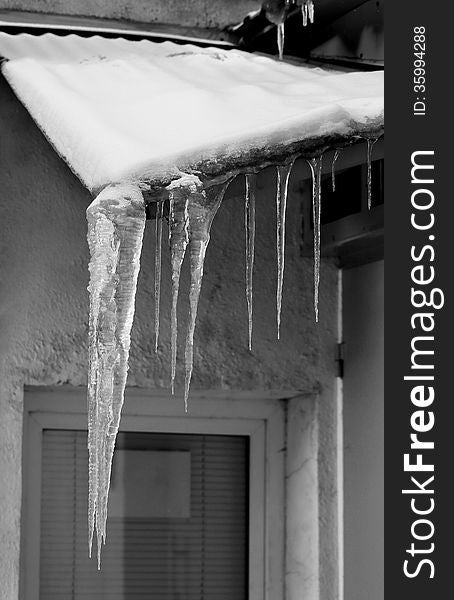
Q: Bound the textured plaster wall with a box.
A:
[0,74,339,599]
[0,0,260,28]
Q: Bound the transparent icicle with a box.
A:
[245,173,257,351]
[301,2,308,26]
[308,0,315,23]
[302,0,315,25]
[154,200,164,353]
[184,179,231,410]
[86,183,146,568]
[306,156,323,322]
[167,176,193,395]
[276,160,295,339]
[277,22,285,60]
[366,138,377,210]
[331,149,340,192]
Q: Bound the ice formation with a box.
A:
[267,0,315,59]
[166,175,231,409]
[154,201,164,352]
[276,161,295,339]
[331,149,340,192]
[302,0,315,27]
[306,156,323,322]
[244,174,257,351]
[0,31,383,564]
[86,183,146,567]
[184,179,232,409]
[277,22,285,60]
[366,138,378,210]
[167,177,192,396]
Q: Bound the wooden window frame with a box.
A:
[20,386,286,600]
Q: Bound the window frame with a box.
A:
[20,386,286,600]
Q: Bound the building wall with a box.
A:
[0,0,260,28]
[343,260,384,600]
[0,73,340,599]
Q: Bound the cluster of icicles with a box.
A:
[273,0,315,61]
[86,139,379,566]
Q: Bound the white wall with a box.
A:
[342,260,384,600]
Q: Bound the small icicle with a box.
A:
[276,160,295,340]
[308,0,315,23]
[244,173,257,351]
[306,156,323,322]
[366,138,377,210]
[167,176,195,395]
[301,0,315,25]
[277,22,285,60]
[331,149,340,192]
[301,2,308,26]
[86,183,146,568]
[154,200,164,353]
[184,179,231,411]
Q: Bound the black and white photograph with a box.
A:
[1,2,389,599]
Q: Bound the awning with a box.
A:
[0,32,383,193]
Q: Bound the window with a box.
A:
[40,429,248,599]
[21,388,285,600]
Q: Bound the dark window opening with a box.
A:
[320,158,384,225]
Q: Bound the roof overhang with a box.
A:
[0,31,383,196]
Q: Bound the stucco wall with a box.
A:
[0,0,260,28]
[0,73,340,599]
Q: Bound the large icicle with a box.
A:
[167,176,194,395]
[366,138,377,210]
[276,160,295,339]
[86,183,146,568]
[245,173,257,351]
[184,179,231,410]
[154,201,164,352]
[306,156,323,322]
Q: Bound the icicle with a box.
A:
[308,0,315,23]
[366,138,377,210]
[302,0,315,25]
[167,176,195,395]
[86,183,146,568]
[244,173,257,351]
[184,179,231,410]
[331,149,340,192]
[276,160,295,339]
[306,156,323,322]
[301,2,308,26]
[277,22,285,60]
[154,200,164,353]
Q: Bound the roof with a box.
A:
[0,32,383,194]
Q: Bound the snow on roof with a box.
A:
[0,32,383,193]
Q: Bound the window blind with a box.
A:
[40,430,249,599]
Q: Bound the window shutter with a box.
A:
[40,430,248,599]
